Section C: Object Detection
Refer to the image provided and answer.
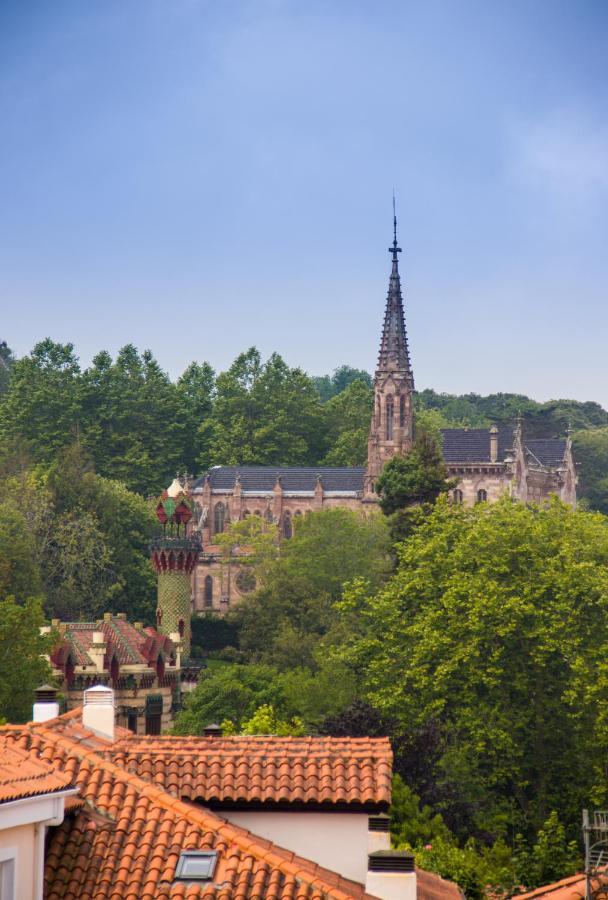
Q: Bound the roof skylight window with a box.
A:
[175,851,218,881]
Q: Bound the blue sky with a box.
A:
[1,0,607,405]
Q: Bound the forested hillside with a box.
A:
[1,339,606,510]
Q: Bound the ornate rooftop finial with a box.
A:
[390,190,402,262]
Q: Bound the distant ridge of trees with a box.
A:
[0,338,606,511]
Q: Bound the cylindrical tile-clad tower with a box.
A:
[150,480,200,658]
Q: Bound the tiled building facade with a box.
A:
[186,218,576,612]
[46,614,186,734]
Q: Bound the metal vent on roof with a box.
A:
[368,850,415,872]
[175,851,217,881]
[369,814,390,832]
[35,684,58,703]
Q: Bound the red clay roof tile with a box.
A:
[107,735,392,808]
[0,739,74,803]
[1,712,379,899]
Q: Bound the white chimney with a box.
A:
[366,851,417,900]
[33,685,60,723]
[89,632,107,673]
[83,685,115,741]
[368,814,392,854]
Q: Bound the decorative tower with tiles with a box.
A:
[365,204,415,494]
[150,477,200,657]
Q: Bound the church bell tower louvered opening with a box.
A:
[365,200,415,494]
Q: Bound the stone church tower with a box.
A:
[365,209,415,492]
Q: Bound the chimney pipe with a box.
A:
[368,813,391,853]
[366,851,416,900]
[490,425,499,463]
[33,684,59,723]
[83,685,115,741]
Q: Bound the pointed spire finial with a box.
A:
[390,190,401,261]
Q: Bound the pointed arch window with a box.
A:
[178,618,185,639]
[476,489,488,503]
[264,508,273,523]
[204,575,213,607]
[452,489,463,505]
[242,509,250,519]
[400,394,406,428]
[386,396,394,441]
[282,511,292,540]
[214,502,225,534]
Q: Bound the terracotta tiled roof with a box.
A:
[514,872,604,900]
[0,739,74,803]
[107,735,393,808]
[1,714,379,899]
[417,868,464,900]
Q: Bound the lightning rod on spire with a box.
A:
[390,191,401,260]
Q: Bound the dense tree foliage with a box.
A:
[0,597,51,723]
[572,427,608,515]
[0,341,15,395]
[313,365,372,401]
[332,497,608,839]
[230,507,391,669]
[376,431,454,540]
[1,340,606,505]
[0,443,156,623]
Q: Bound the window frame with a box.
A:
[174,851,218,882]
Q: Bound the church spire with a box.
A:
[365,200,416,492]
[376,197,414,382]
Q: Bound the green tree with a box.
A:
[313,365,372,402]
[199,348,327,468]
[513,812,580,891]
[233,508,391,668]
[321,379,373,465]
[0,597,51,723]
[0,339,82,462]
[176,361,215,475]
[573,428,608,514]
[0,341,15,395]
[390,775,452,848]
[222,704,306,737]
[376,431,454,541]
[81,346,186,494]
[46,444,157,621]
[0,498,42,600]
[332,496,608,838]
[172,663,288,734]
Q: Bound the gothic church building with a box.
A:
[190,221,577,611]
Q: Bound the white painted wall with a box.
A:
[221,810,369,883]
[366,870,416,900]
[0,791,76,900]
[0,826,32,900]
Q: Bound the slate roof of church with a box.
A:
[440,427,515,463]
[441,428,567,468]
[193,467,367,493]
[525,439,567,467]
